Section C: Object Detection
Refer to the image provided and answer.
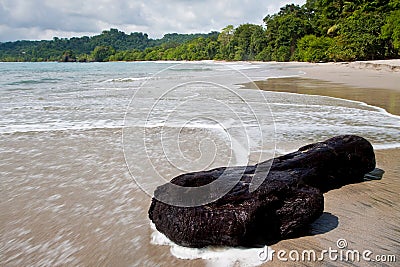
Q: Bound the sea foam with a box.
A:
[150,222,270,267]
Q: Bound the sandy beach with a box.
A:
[248,60,400,116]
[289,60,400,91]
[1,60,398,267]
[253,60,400,266]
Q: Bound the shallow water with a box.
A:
[0,62,399,266]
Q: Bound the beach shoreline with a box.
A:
[247,60,400,266]
[289,60,400,91]
[1,60,398,266]
[244,60,400,116]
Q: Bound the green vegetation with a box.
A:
[0,29,218,62]
[1,0,399,62]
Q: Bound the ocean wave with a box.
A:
[168,67,214,72]
[215,62,261,71]
[262,89,400,121]
[126,120,256,131]
[0,122,123,134]
[6,77,62,86]
[1,62,399,151]
[102,77,151,83]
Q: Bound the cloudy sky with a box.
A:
[0,0,306,42]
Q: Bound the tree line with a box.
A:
[1,0,399,62]
[0,30,219,62]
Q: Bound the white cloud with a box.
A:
[0,0,306,42]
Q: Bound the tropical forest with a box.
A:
[0,0,399,62]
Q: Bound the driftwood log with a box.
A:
[149,135,376,247]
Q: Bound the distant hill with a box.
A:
[0,29,219,62]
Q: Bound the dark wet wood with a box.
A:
[149,135,376,248]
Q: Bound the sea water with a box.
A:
[0,61,399,266]
[1,61,399,146]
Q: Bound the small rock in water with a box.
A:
[149,135,376,248]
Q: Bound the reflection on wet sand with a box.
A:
[247,77,400,116]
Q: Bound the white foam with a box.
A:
[142,119,242,130]
[150,223,270,266]
[373,143,400,150]
[103,77,150,83]
[0,121,123,134]
[152,60,187,64]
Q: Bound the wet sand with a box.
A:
[2,131,397,266]
[265,148,399,267]
[252,61,400,266]
[281,60,400,91]
[249,77,400,116]
[246,60,400,116]
[0,129,206,266]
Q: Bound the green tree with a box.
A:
[60,50,76,62]
[295,35,334,62]
[206,40,219,59]
[232,24,266,60]
[336,12,386,60]
[264,4,311,61]
[250,26,267,59]
[77,53,93,62]
[218,25,234,46]
[304,0,345,36]
[381,9,400,55]
[217,25,235,59]
[92,46,115,62]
